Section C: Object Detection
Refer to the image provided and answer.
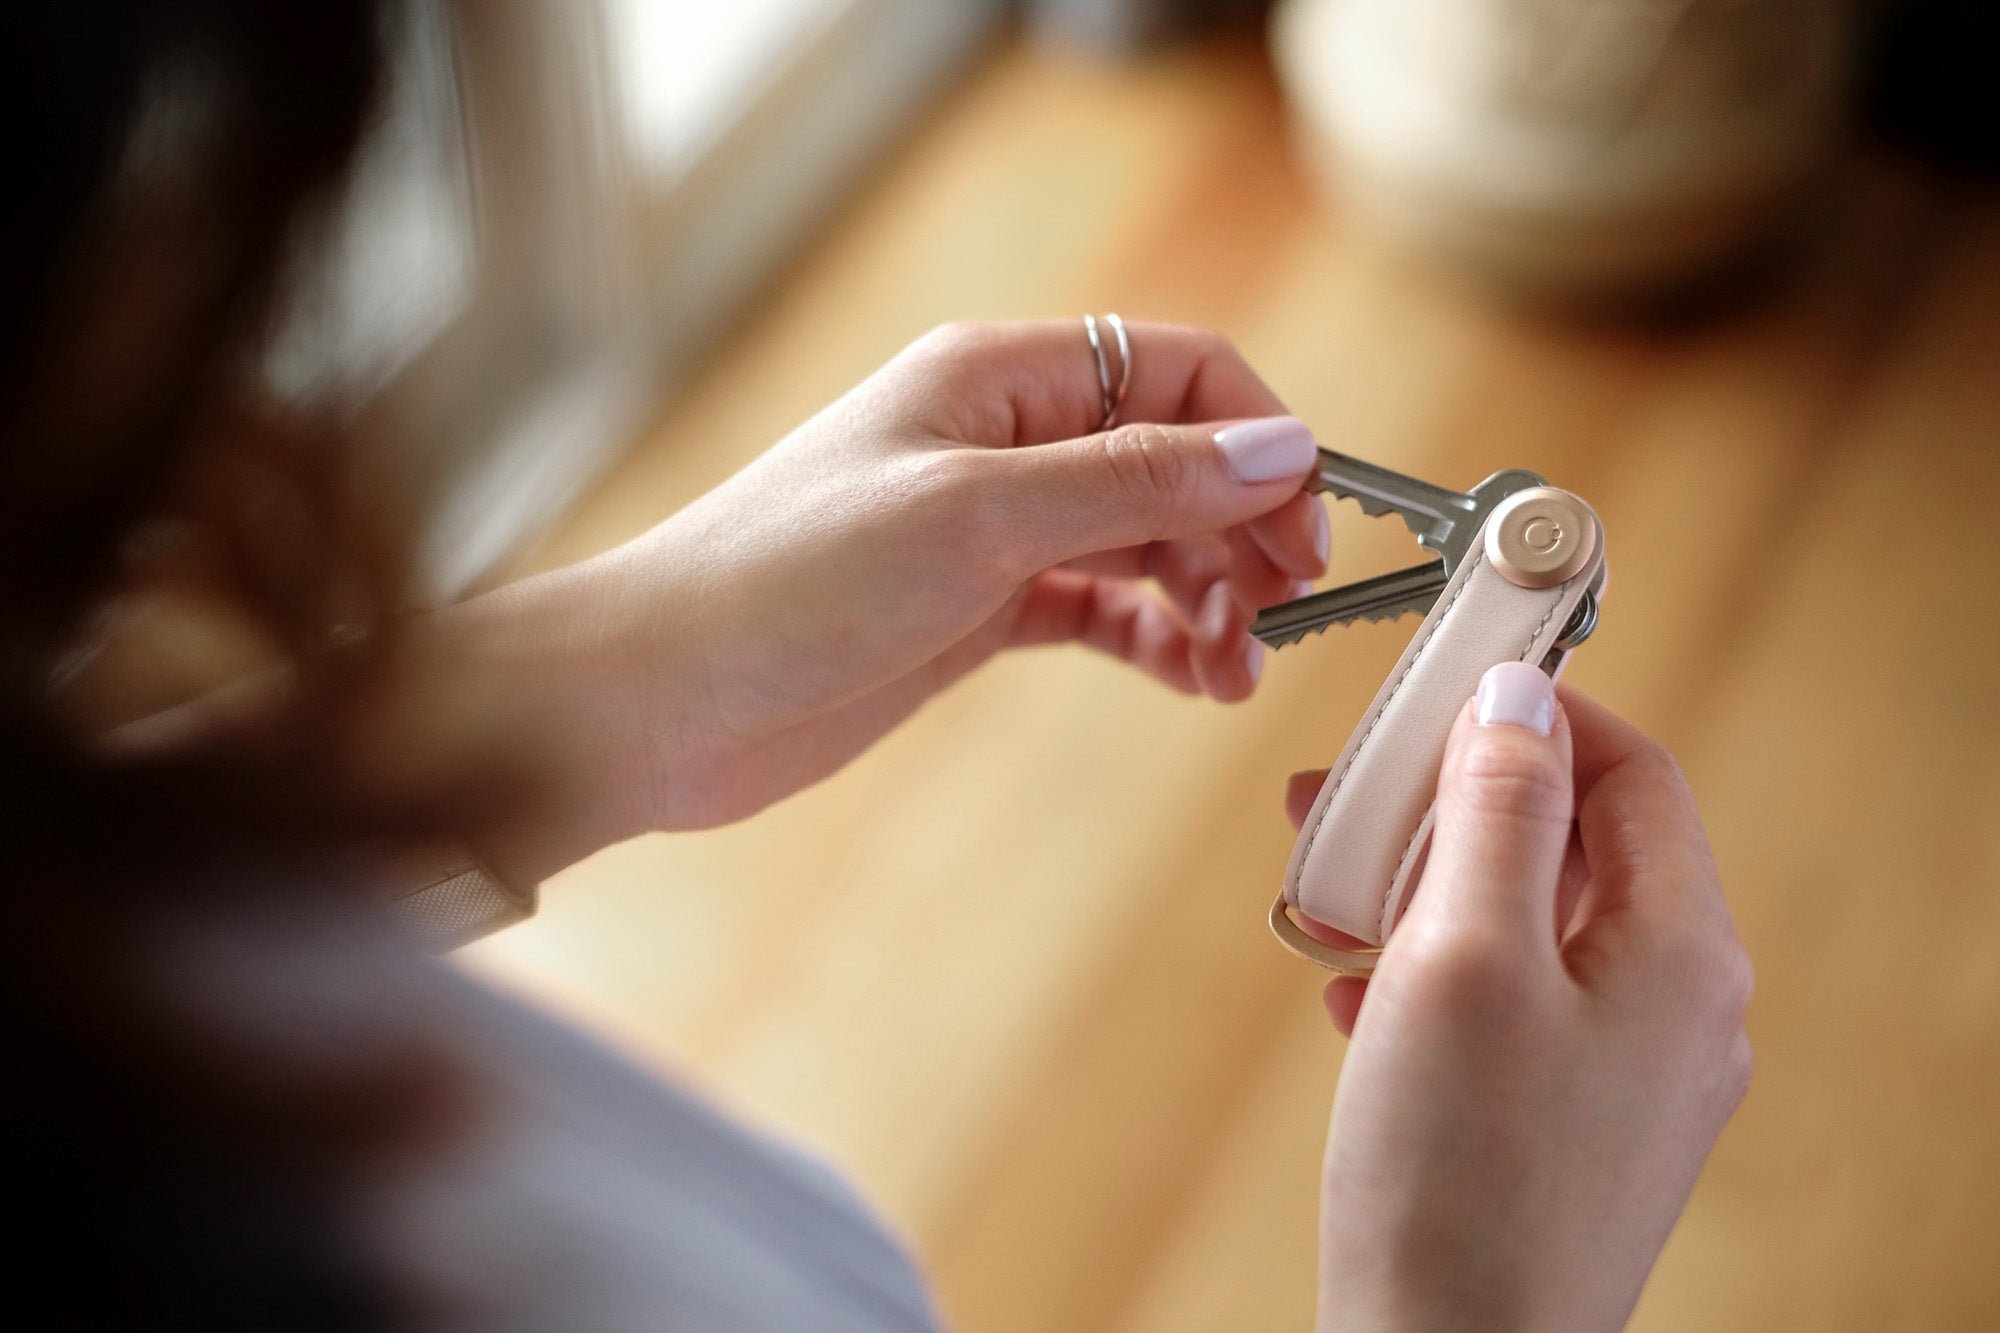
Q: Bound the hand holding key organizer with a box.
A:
[1253,451,1606,976]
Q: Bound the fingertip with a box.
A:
[1323,977,1366,1036]
[1244,491,1330,582]
[1439,661,1576,807]
[1417,663,1577,949]
[1223,525,1302,613]
[1191,583,1256,702]
[1214,416,1318,485]
[1284,768,1330,830]
[1472,660,1558,736]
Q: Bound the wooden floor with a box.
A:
[463,39,2000,1331]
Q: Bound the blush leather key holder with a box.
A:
[1251,455,1606,975]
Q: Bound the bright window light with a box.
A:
[603,0,845,179]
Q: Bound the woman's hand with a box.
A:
[1287,668,1753,1332]
[435,320,1328,876]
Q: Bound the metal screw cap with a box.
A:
[1485,487,1595,588]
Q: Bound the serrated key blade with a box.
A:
[1320,484,1399,521]
[1310,449,1481,560]
[1267,595,1438,647]
[1252,560,1447,649]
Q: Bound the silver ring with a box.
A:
[1084,313,1131,431]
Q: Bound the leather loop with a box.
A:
[1278,494,1606,963]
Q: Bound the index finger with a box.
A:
[901,319,1290,447]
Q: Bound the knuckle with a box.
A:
[1724,1032,1755,1108]
[890,324,995,427]
[1096,423,1194,512]
[1628,737,1694,798]
[1651,921,1755,1025]
[1189,328,1275,401]
[1398,928,1533,1018]
[912,320,986,360]
[1713,935,1756,1022]
[1446,735,1571,824]
[900,324,1002,397]
[1187,325,1239,362]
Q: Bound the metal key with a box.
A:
[1251,560,1448,646]
[1252,450,1546,648]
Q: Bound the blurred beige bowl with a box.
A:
[1272,0,1859,304]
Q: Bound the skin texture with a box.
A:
[406,320,1329,879]
[351,319,1748,1326]
[1288,685,1754,1331]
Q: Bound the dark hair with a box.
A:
[2,4,463,1324]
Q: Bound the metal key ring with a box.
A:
[1269,896,1383,976]
[1084,312,1132,431]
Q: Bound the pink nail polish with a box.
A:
[1215,416,1317,484]
[1310,499,1331,564]
[1474,661,1556,736]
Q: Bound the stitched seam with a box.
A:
[1294,554,1485,887]
[1374,585,1567,938]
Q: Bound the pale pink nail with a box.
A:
[1244,635,1265,685]
[1215,416,1317,484]
[1310,499,1331,564]
[1474,661,1556,736]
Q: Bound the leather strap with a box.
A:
[1280,498,1606,966]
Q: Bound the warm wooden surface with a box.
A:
[463,39,2000,1331]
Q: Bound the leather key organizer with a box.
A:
[1257,475,1608,975]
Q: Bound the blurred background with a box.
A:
[270,0,2000,1327]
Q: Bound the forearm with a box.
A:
[364,553,684,887]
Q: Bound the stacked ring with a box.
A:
[1084,313,1132,430]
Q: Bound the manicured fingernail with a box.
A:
[1310,499,1331,564]
[1215,416,1317,484]
[1244,635,1265,685]
[1474,661,1556,736]
[1292,577,1317,601]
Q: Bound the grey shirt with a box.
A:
[173,899,943,1331]
[374,968,945,1331]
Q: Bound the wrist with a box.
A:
[1319,1204,1548,1333]
[1318,1271,1539,1333]
[368,554,696,884]
[1320,1224,1626,1333]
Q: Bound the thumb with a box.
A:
[1403,661,1574,953]
[1000,415,1318,566]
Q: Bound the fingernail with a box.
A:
[1291,577,1316,601]
[1310,499,1331,564]
[1474,661,1556,736]
[1244,635,1265,685]
[1215,416,1317,484]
